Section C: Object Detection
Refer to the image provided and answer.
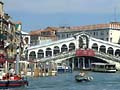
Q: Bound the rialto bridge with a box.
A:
[27,33,120,70]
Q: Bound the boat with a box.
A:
[91,63,116,73]
[0,70,28,89]
[75,75,93,82]
[57,65,72,73]
[56,62,72,73]
[0,78,28,89]
[0,54,28,89]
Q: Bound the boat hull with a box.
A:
[0,80,28,89]
[91,63,117,73]
[75,75,93,82]
[92,69,116,73]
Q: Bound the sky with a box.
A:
[3,0,120,32]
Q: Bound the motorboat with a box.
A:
[57,65,72,73]
[75,75,93,82]
[0,74,28,89]
[0,54,28,89]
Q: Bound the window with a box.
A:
[96,32,98,36]
[110,38,112,42]
[106,38,108,41]
[100,32,104,35]
[62,34,65,38]
[67,33,69,38]
[106,32,109,35]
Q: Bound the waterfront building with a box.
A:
[29,22,120,46]
[56,22,120,44]
[29,27,57,46]
[0,1,24,61]
[20,31,30,59]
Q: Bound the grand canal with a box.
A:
[6,71,120,90]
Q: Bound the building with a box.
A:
[29,27,57,46]
[56,22,120,44]
[0,1,23,61]
[21,31,30,59]
[29,22,120,45]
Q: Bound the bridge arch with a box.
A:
[61,44,68,52]
[37,49,44,59]
[99,45,106,53]
[29,51,36,59]
[107,47,114,55]
[69,43,75,51]
[115,49,120,56]
[92,43,98,51]
[53,46,60,55]
[46,48,52,57]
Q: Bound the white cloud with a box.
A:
[4,0,120,14]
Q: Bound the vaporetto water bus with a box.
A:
[91,63,116,73]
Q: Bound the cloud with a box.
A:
[4,0,120,14]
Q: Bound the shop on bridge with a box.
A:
[74,49,95,70]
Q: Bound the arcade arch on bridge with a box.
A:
[53,46,60,55]
[91,42,120,56]
[37,49,44,59]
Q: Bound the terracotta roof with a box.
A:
[56,22,120,31]
[70,24,110,31]
[29,26,58,36]
[29,29,42,35]
[29,22,120,35]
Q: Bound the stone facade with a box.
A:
[0,1,22,61]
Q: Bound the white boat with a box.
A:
[91,63,116,73]
[57,65,72,73]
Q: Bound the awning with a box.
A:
[76,49,95,57]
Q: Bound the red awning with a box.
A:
[76,49,95,57]
[0,59,15,63]
[0,58,5,63]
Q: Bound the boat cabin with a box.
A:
[91,63,116,73]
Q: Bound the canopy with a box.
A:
[76,49,95,57]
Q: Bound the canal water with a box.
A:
[6,71,120,90]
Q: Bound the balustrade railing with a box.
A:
[36,50,75,62]
[35,50,120,63]
[95,51,120,62]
